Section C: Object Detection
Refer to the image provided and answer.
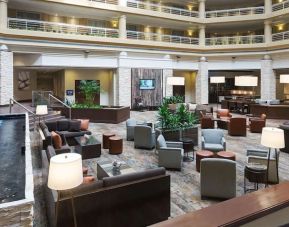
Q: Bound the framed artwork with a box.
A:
[18,71,30,90]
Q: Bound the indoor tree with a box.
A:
[79,80,101,107]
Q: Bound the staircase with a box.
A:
[29,110,65,131]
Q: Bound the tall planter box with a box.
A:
[54,106,130,124]
[155,127,198,145]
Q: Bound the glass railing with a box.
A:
[127,30,199,45]
[127,0,199,18]
[88,0,118,5]
[206,35,265,45]
[206,6,264,18]
[272,0,289,11]
[272,31,289,41]
[8,18,119,38]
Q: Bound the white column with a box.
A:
[264,20,272,44]
[0,0,8,30]
[196,56,208,104]
[119,15,127,39]
[0,45,13,106]
[199,0,206,19]
[264,0,272,15]
[118,0,127,6]
[199,25,206,47]
[163,69,173,98]
[261,55,276,100]
[156,27,162,42]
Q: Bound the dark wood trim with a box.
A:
[151,181,289,227]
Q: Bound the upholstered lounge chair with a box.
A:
[134,125,155,149]
[156,135,184,170]
[201,129,226,153]
[126,119,137,141]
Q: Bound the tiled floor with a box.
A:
[31,110,289,226]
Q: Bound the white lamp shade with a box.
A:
[48,153,83,190]
[36,105,48,115]
[235,76,258,87]
[210,76,225,84]
[167,77,185,85]
[261,127,285,149]
[280,74,289,84]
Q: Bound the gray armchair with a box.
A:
[201,129,226,153]
[126,119,137,141]
[134,125,155,149]
[156,135,184,170]
[247,149,279,184]
[200,158,236,199]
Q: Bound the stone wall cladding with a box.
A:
[117,67,131,107]
[0,51,13,105]
[163,69,173,97]
[261,59,276,100]
[196,59,208,104]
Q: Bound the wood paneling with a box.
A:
[131,69,163,108]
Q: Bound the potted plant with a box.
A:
[164,95,184,111]
[156,101,198,144]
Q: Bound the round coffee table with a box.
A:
[217,151,236,161]
[109,136,123,155]
[102,133,116,149]
[196,150,214,172]
[179,138,195,162]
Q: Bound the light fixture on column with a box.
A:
[235,76,258,97]
[210,76,225,109]
[48,153,83,227]
[280,74,289,100]
[36,105,48,124]
[261,127,284,184]
[167,77,185,86]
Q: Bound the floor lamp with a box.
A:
[210,76,225,110]
[280,74,289,100]
[261,127,285,184]
[48,153,83,227]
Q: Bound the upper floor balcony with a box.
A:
[272,0,289,12]
[89,0,118,5]
[206,6,265,18]
[205,35,265,45]
[272,30,289,41]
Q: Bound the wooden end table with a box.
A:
[217,151,236,161]
[196,150,214,172]
[180,137,195,162]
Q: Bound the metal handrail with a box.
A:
[9,98,37,129]
[272,31,289,42]
[48,94,71,119]
[206,6,264,18]
[205,35,265,45]
[272,0,289,11]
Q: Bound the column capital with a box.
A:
[262,54,272,60]
[199,0,206,3]
[0,44,9,52]
[264,20,272,26]
[0,0,8,3]
[198,25,206,30]
[199,56,207,62]
[119,15,126,20]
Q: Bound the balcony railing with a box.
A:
[206,6,264,18]
[272,0,289,11]
[88,0,118,5]
[8,18,119,38]
[206,35,265,45]
[127,0,199,18]
[127,31,199,45]
[272,31,289,42]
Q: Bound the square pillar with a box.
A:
[196,57,208,104]
[0,46,13,105]
[163,69,173,98]
[261,55,276,100]
[115,67,131,107]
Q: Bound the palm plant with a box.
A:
[79,80,101,107]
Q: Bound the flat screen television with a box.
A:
[139,79,155,90]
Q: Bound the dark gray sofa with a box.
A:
[40,119,91,148]
[42,150,171,227]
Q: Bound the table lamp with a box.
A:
[261,127,284,184]
[280,74,289,100]
[210,76,225,109]
[165,77,185,98]
[36,105,48,124]
[48,153,83,227]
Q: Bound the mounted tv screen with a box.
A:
[139,79,155,90]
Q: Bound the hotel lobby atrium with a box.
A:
[1,0,289,226]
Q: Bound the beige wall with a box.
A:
[174,70,197,103]
[64,69,113,105]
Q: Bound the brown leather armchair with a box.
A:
[228,117,247,136]
[201,114,214,129]
[250,118,266,133]
[217,109,232,118]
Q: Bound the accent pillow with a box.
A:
[57,120,70,131]
[51,131,62,149]
[83,176,95,184]
[45,121,57,132]
[78,119,90,131]
[69,120,81,132]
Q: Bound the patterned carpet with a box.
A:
[32,110,289,226]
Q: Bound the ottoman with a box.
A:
[196,150,214,172]
[109,136,123,155]
[103,133,116,149]
[217,151,236,161]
